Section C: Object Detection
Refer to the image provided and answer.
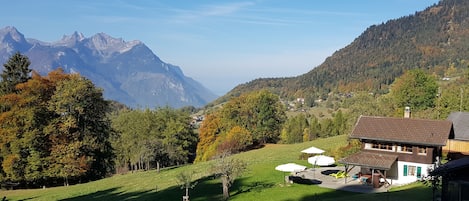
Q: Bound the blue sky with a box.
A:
[1,0,439,95]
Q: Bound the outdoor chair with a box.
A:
[329,170,347,179]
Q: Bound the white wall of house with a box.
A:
[393,161,434,185]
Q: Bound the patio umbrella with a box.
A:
[308,155,335,167]
[301,146,325,154]
[275,163,307,184]
[275,163,307,172]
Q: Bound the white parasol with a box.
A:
[275,163,307,172]
[275,163,307,184]
[301,146,325,154]
[307,155,335,167]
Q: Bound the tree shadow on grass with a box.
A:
[149,173,277,201]
[55,175,224,201]
[14,196,39,201]
[232,178,276,195]
[160,175,224,201]
[56,173,276,201]
[57,176,221,201]
[59,187,156,201]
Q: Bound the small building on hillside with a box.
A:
[340,109,454,186]
[430,157,469,201]
[444,112,469,159]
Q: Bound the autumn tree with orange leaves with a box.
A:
[0,54,113,187]
[195,90,285,162]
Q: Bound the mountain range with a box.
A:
[0,26,217,108]
[217,0,469,104]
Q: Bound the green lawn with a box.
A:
[0,135,433,201]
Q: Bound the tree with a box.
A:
[195,113,221,162]
[388,69,438,111]
[437,84,469,119]
[0,72,54,185]
[158,107,198,165]
[320,118,334,138]
[218,90,285,145]
[218,126,252,154]
[307,116,321,141]
[280,114,309,144]
[0,69,114,186]
[47,142,90,186]
[0,52,31,95]
[211,152,247,200]
[249,90,286,144]
[331,110,347,136]
[46,73,114,181]
[226,126,252,152]
[111,107,198,172]
[176,171,197,201]
[195,90,286,162]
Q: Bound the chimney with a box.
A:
[404,106,411,118]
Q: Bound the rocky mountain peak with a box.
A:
[87,33,142,54]
[54,31,85,47]
[0,26,25,42]
[0,26,31,53]
[0,26,27,43]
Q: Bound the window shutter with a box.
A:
[403,165,408,176]
[417,166,422,178]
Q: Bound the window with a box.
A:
[369,143,394,151]
[398,145,413,153]
[418,147,427,155]
[404,165,417,176]
[408,165,416,176]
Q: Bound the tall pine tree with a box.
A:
[0,52,31,95]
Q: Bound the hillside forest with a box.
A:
[217,0,469,106]
[1,51,469,189]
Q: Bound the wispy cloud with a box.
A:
[167,2,364,26]
[170,2,255,23]
[201,2,255,16]
[230,7,365,26]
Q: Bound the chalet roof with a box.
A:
[350,116,453,146]
[339,151,398,170]
[447,112,469,141]
[430,157,469,176]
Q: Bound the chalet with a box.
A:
[340,109,454,186]
[444,112,469,159]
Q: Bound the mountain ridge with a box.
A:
[216,0,466,104]
[0,26,217,108]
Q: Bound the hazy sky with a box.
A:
[1,0,439,95]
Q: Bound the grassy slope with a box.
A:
[0,135,432,201]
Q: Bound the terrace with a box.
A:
[291,166,391,193]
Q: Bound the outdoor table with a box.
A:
[359,174,372,185]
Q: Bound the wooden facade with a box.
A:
[443,139,469,160]
[445,112,469,159]
[443,140,469,154]
[360,140,438,164]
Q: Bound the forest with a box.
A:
[0,53,113,187]
[215,0,469,105]
[0,53,207,187]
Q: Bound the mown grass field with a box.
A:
[0,135,433,201]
